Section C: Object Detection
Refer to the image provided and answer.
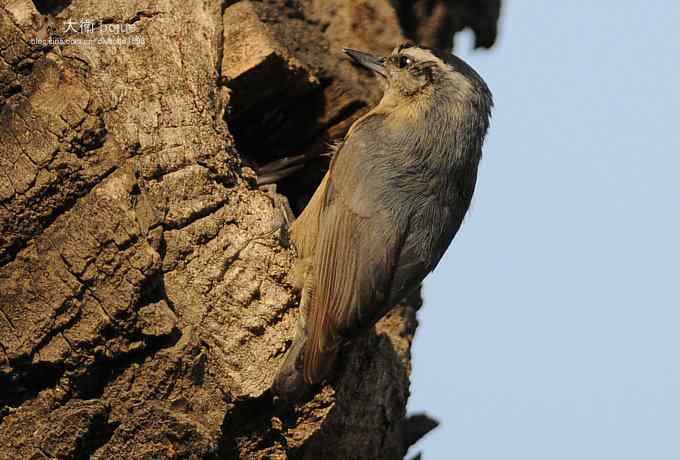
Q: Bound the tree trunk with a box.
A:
[0,1,499,458]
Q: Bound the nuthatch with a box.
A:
[272,43,493,399]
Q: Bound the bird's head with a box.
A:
[343,42,492,113]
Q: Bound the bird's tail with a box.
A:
[272,334,309,401]
[272,333,339,401]
[273,276,339,401]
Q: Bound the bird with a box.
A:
[272,42,493,400]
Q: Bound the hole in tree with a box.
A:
[32,0,71,15]
[226,77,365,214]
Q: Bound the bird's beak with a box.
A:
[343,48,386,77]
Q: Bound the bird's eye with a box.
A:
[398,55,413,68]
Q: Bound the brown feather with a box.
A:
[287,44,492,389]
[302,120,404,383]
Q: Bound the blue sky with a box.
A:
[409,2,680,459]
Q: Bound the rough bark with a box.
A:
[0,1,499,458]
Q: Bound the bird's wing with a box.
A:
[303,115,412,383]
[290,172,328,260]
